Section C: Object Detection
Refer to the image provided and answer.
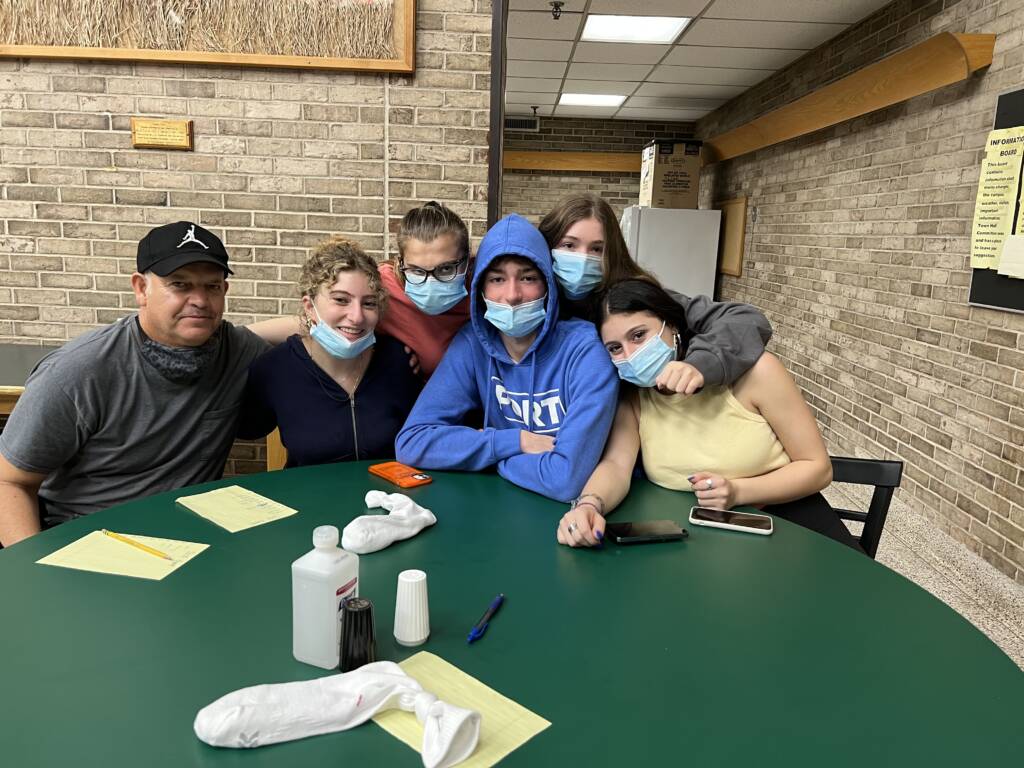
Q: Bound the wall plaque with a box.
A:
[130,118,194,151]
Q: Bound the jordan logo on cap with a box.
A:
[177,224,208,250]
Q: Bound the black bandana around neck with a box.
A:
[137,317,222,384]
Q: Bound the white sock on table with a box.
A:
[341,491,437,554]
[194,661,480,768]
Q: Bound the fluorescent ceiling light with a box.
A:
[581,15,690,44]
[559,93,626,107]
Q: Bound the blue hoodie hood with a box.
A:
[470,213,559,364]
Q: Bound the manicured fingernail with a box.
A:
[687,475,695,482]
[595,530,603,541]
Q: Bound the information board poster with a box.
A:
[969,126,1024,270]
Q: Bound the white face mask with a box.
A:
[612,321,675,387]
[551,249,603,300]
[483,295,547,338]
[404,275,468,315]
[309,304,375,359]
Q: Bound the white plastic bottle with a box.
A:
[292,525,360,669]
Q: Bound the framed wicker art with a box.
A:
[0,0,415,73]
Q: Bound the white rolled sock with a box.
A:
[194,661,480,768]
[341,491,437,555]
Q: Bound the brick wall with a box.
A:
[502,170,641,223]
[0,0,492,475]
[697,0,1024,584]
[502,117,695,221]
[504,115,694,153]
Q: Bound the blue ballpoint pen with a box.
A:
[467,593,505,644]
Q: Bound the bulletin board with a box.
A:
[715,197,747,278]
[969,88,1024,313]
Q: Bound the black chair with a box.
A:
[829,456,904,559]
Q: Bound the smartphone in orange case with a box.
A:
[368,461,433,488]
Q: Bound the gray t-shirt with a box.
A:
[0,315,270,523]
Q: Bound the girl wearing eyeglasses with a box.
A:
[377,202,474,378]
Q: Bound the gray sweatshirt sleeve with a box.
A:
[667,289,772,387]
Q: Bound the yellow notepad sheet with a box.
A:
[176,485,297,532]
[373,652,550,768]
[36,531,208,581]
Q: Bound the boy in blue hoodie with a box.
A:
[395,214,618,502]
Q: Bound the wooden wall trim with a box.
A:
[0,43,414,73]
[503,150,641,173]
[704,32,995,164]
[0,387,24,416]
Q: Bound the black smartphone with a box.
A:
[604,520,688,545]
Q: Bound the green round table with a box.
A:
[1,461,1021,766]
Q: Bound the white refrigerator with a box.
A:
[619,206,722,298]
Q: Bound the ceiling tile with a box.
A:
[561,79,640,95]
[573,42,670,65]
[554,105,619,118]
[664,44,804,70]
[505,91,559,105]
[624,96,726,110]
[506,38,574,61]
[615,107,705,121]
[506,76,563,93]
[682,18,849,49]
[507,59,568,78]
[567,62,654,80]
[635,81,748,99]
[588,0,707,15]
[705,0,892,25]
[649,65,773,86]
[505,104,555,116]
[507,11,583,40]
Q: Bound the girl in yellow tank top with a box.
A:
[556,279,835,551]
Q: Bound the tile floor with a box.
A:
[822,483,1024,671]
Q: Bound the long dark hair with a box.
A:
[538,193,655,293]
[599,279,692,359]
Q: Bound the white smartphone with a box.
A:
[688,506,773,536]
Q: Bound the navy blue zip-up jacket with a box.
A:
[239,334,421,467]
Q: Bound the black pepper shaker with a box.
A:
[339,596,377,672]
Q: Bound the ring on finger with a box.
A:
[705,479,713,489]
[567,521,578,535]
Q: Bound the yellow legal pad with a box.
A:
[36,531,208,581]
[176,485,297,533]
[373,652,550,767]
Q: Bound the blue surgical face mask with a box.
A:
[613,321,675,387]
[404,275,468,315]
[309,304,375,359]
[551,249,603,300]
[484,294,547,338]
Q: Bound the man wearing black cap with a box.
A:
[0,222,277,546]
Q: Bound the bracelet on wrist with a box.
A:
[571,493,605,516]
